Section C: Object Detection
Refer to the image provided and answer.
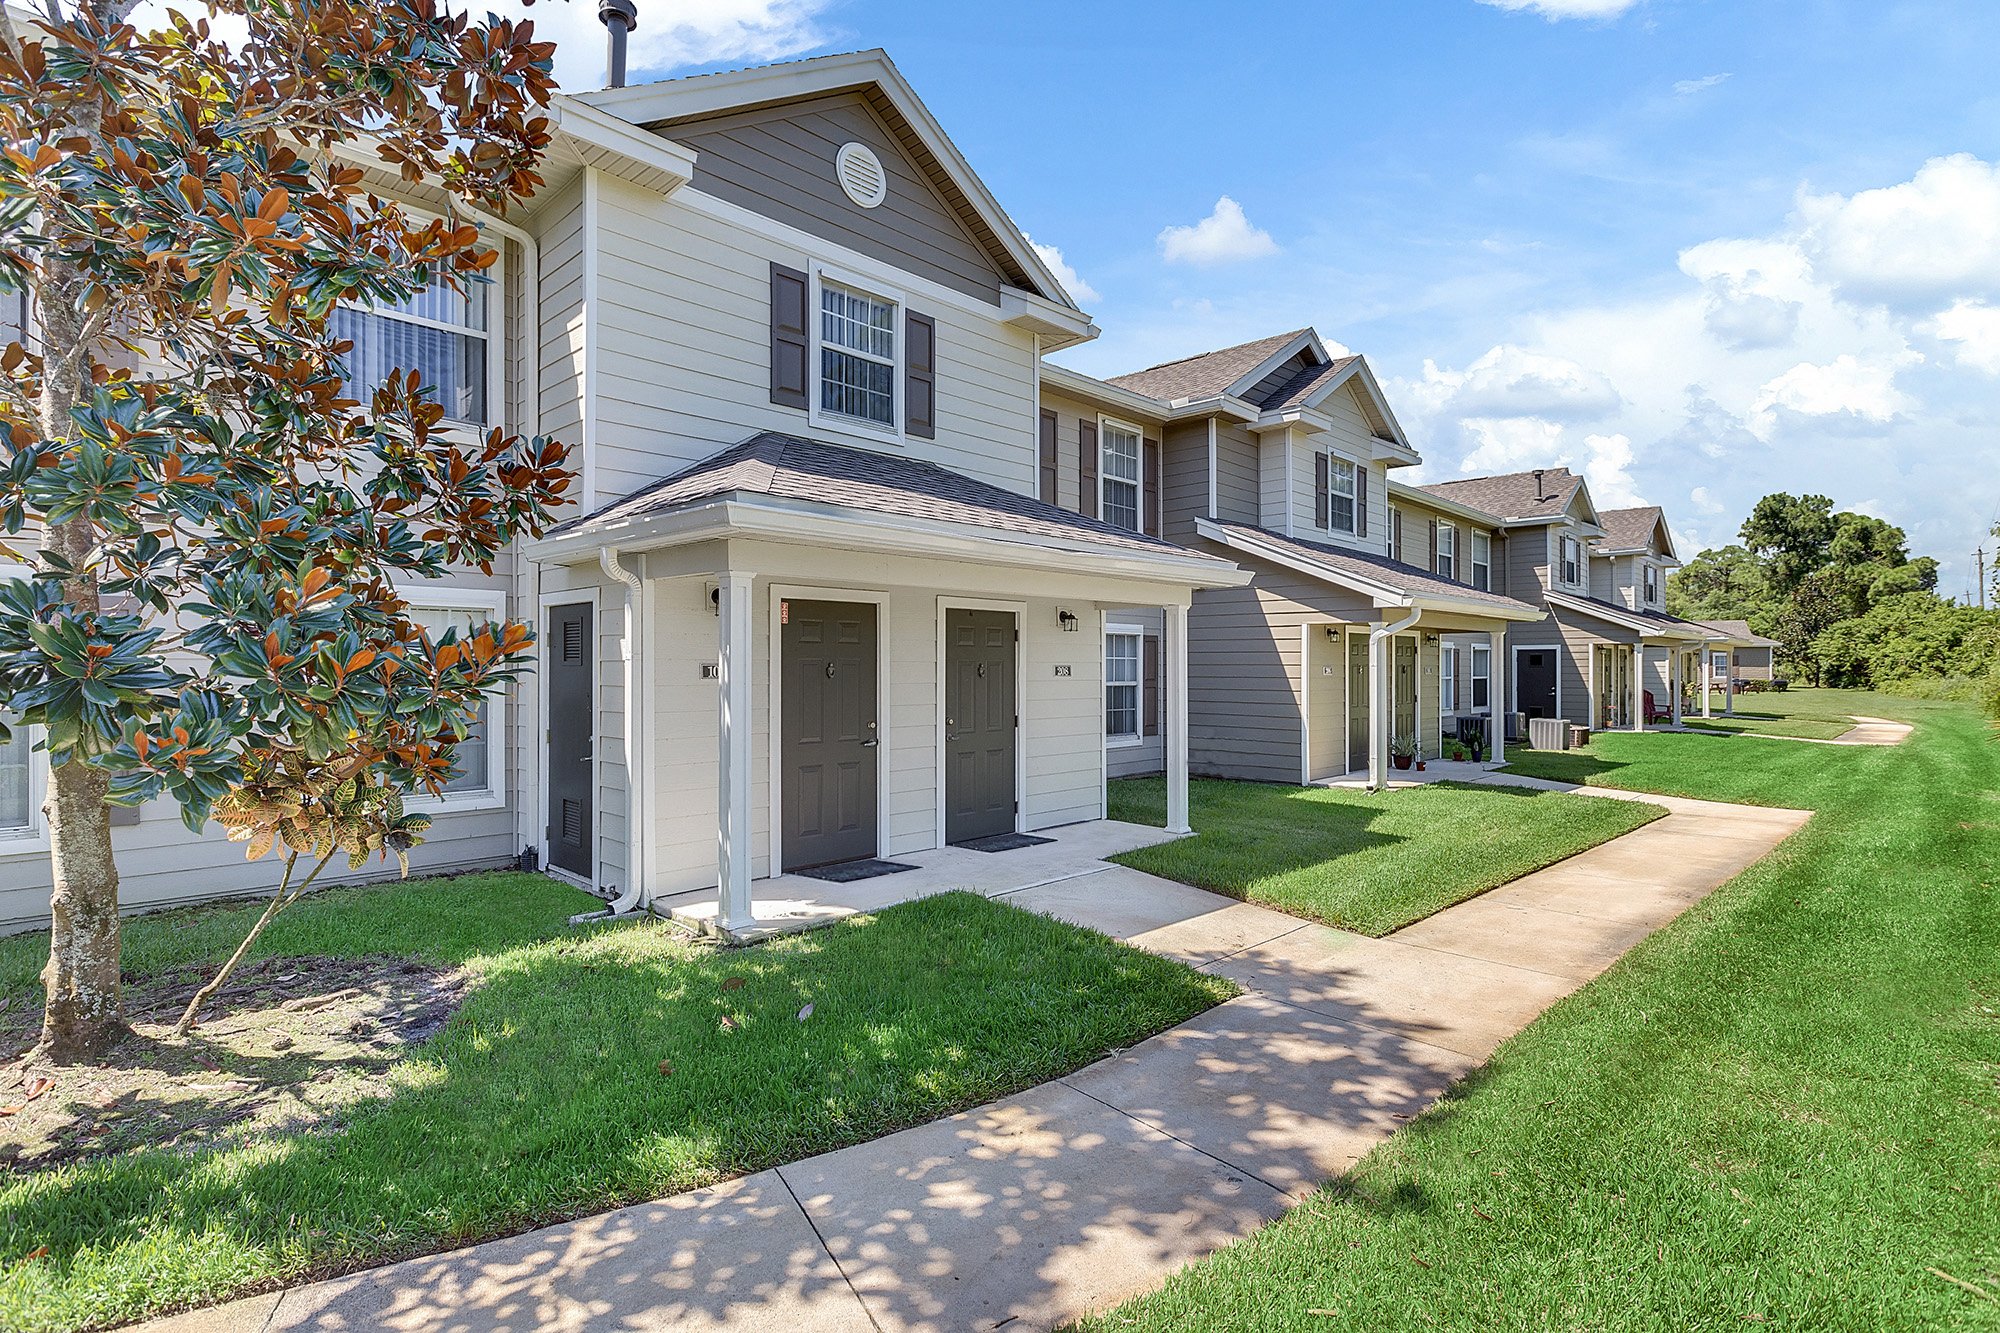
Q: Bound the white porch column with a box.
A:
[1631,646,1646,732]
[1703,651,1715,718]
[1367,623,1386,790]
[1488,626,1506,766]
[1725,651,1736,715]
[1165,601,1192,836]
[1670,648,1683,726]
[716,570,755,934]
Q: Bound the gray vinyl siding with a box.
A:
[668,92,1006,306]
[1162,421,1208,541]
[1213,422,1260,526]
[1037,386,1166,523]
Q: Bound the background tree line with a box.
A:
[1668,494,2000,716]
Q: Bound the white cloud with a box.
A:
[1799,153,2000,311]
[1476,0,1642,19]
[1451,419,1641,507]
[1689,486,1726,516]
[1413,344,1621,420]
[1578,432,1641,508]
[1749,354,1914,438]
[1673,73,1732,96]
[1024,237,1100,307]
[1932,299,2000,374]
[1157,197,1280,266]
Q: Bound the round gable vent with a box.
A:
[836,142,888,209]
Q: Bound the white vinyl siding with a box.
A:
[1100,421,1142,532]
[1288,384,1390,549]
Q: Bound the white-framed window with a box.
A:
[0,716,34,837]
[1105,628,1142,743]
[1100,419,1143,532]
[1559,533,1583,587]
[1440,646,1459,714]
[402,586,508,809]
[1643,562,1660,605]
[1471,531,1492,591]
[332,266,494,428]
[818,276,898,429]
[1327,454,1357,534]
[1435,522,1457,580]
[1389,506,1403,563]
[1471,644,1492,709]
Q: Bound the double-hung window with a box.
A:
[332,269,490,428]
[1471,531,1492,591]
[1440,646,1459,714]
[1559,534,1582,587]
[1435,522,1457,580]
[404,591,508,806]
[0,719,32,838]
[1327,455,1357,533]
[1100,421,1143,532]
[1104,630,1141,742]
[819,280,897,428]
[1471,645,1492,708]
[1643,563,1660,605]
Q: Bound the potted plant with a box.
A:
[1390,735,1417,771]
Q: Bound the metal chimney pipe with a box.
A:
[1532,468,1545,502]
[599,0,637,88]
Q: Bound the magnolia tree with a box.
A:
[0,0,573,1060]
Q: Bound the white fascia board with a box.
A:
[1386,479,1503,529]
[576,50,1074,309]
[1195,519,1544,623]
[1166,394,1260,423]
[1545,589,1705,640]
[547,97,698,196]
[1411,596,1549,624]
[1220,329,1324,400]
[1003,288,1098,349]
[529,496,1254,589]
[1249,407,1330,436]
[1039,364,1170,424]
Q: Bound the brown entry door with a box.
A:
[782,600,879,871]
[945,608,1017,844]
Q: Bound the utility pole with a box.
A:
[1978,547,1988,611]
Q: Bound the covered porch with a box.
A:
[524,432,1248,939]
[1546,591,1717,733]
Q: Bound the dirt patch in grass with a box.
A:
[0,954,465,1171]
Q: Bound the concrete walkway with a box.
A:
[142,784,1811,1333]
[1683,712,1912,747]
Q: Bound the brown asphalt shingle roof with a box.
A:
[1699,619,1781,647]
[1594,505,1665,552]
[1104,329,1308,402]
[548,432,1224,564]
[1415,468,1583,522]
[1550,590,1712,638]
[1209,521,1538,613]
[1259,355,1363,411]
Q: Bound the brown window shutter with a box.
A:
[1039,409,1058,504]
[1079,420,1098,519]
[1144,438,1161,534]
[1392,507,1404,561]
[1356,466,1369,537]
[1143,635,1160,736]
[1314,452,1329,528]
[769,263,809,409]
[1429,518,1439,572]
[904,311,936,439]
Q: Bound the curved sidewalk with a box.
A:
[144,783,1811,1333]
[1691,713,1912,747]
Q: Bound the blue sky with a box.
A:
[529,0,2000,595]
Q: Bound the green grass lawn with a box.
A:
[1084,691,2000,1331]
[1679,686,1868,740]
[1107,777,1664,935]
[0,876,1231,1333]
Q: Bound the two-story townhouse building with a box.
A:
[1,49,1252,937]
[1040,330,1544,791]
[1413,470,1715,735]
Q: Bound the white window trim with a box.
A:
[1471,643,1493,710]
[1098,416,1146,534]
[1436,522,1457,580]
[1471,531,1492,591]
[807,261,906,444]
[0,563,47,857]
[1440,644,1459,715]
[1643,562,1660,606]
[1104,623,1145,748]
[398,583,509,814]
[338,219,505,437]
[1324,452,1358,535]
[1557,532,1585,589]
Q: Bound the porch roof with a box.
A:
[530,432,1249,586]
[1196,519,1545,621]
[1698,619,1781,649]
[1545,589,1716,642]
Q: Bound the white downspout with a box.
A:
[1368,604,1422,791]
[585,544,646,919]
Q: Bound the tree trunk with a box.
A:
[39,758,126,1059]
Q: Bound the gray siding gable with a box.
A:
[666,92,1009,304]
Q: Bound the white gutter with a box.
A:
[1368,606,1422,792]
[576,545,648,922]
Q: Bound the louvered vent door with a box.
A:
[546,602,595,880]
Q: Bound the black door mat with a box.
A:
[793,859,920,883]
[952,832,1056,854]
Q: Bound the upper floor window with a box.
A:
[820,281,898,428]
[1100,420,1143,532]
[1326,455,1357,534]
[333,269,491,428]
[1435,522,1456,580]
[1105,629,1141,742]
[1471,531,1492,591]
[1643,563,1660,605]
[1559,534,1583,587]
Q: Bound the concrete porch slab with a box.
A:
[1001,865,1305,966]
[654,819,1183,942]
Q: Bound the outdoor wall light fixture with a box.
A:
[1057,609,1080,632]
[1326,626,1340,641]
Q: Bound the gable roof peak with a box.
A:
[1103,328,1318,402]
